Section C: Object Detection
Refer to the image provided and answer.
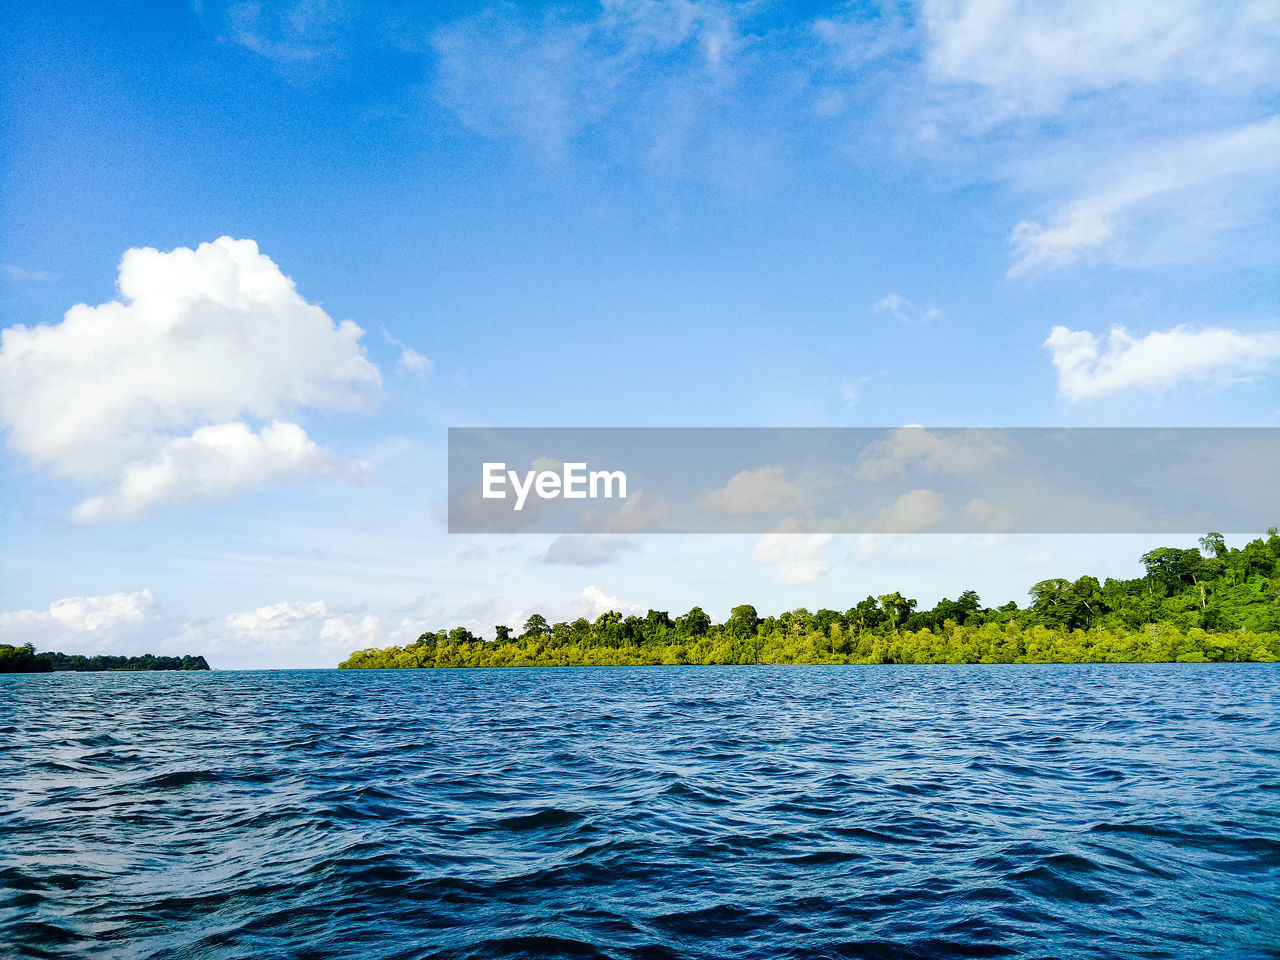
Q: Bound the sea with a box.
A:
[2,664,1277,959]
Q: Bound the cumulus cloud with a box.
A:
[700,465,807,515]
[752,530,835,586]
[542,534,639,566]
[183,598,432,668]
[223,600,380,649]
[963,497,1017,532]
[0,589,445,668]
[71,421,371,524]
[579,585,645,618]
[0,237,380,522]
[872,489,948,532]
[857,427,1008,481]
[580,489,673,533]
[0,590,162,655]
[1045,324,1280,400]
[505,585,646,628]
[0,589,155,634]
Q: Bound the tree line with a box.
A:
[339,530,1280,669]
[0,644,210,673]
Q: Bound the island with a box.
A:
[340,531,1280,668]
[0,645,210,673]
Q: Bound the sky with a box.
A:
[1,0,1278,668]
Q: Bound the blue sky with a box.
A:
[1,1,1278,666]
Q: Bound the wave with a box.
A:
[1,663,1277,960]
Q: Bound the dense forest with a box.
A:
[340,531,1280,669]
[0,644,210,673]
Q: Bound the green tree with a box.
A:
[521,614,551,639]
[1199,532,1227,558]
[676,606,711,638]
[727,604,760,636]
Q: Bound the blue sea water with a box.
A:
[1,665,1278,960]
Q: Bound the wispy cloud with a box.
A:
[873,293,943,323]
[217,0,354,65]
[191,2,1280,279]
[1008,116,1280,275]
[3,264,54,282]
[382,327,433,376]
[838,373,877,410]
[429,2,808,187]
[920,0,1280,121]
[900,1,1280,276]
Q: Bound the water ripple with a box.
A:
[1,664,1278,959]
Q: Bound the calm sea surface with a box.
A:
[2,665,1278,960]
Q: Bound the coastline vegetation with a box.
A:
[0,645,210,673]
[340,531,1280,669]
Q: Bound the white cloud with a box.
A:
[382,327,433,376]
[224,599,329,644]
[838,375,875,410]
[3,264,54,282]
[843,532,1011,569]
[0,237,380,521]
[700,465,807,515]
[1008,116,1280,274]
[753,523,835,586]
[874,293,909,318]
[432,2,744,157]
[71,421,371,524]
[581,489,673,533]
[0,590,160,654]
[906,2,1280,276]
[542,534,639,566]
[224,600,380,650]
[177,598,410,667]
[510,585,646,628]
[579,585,645,618]
[872,488,948,532]
[963,497,1017,532]
[857,426,1008,481]
[217,0,352,65]
[397,346,433,374]
[1045,324,1280,400]
[0,590,437,668]
[0,589,155,634]
[921,0,1280,118]
[873,294,942,323]
[427,2,796,189]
